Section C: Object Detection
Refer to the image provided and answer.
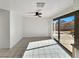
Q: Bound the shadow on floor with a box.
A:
[26,43,57,51]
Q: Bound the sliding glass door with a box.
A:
[53,16,75,53]
[60,16,75,53]
[53,10,79,57]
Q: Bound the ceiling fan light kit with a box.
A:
[36,2,45,8]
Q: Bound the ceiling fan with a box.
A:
[27,2,45,17]
[27,9,42,17]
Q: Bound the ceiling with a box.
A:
[10,0,74,18]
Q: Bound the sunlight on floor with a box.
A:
[23,39,71,58]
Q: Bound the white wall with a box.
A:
[0,0,9,10]
[23,17,50,37]
[0,9,10,48]
[10,11,24,48]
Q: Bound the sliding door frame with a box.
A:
[53,10,79,56]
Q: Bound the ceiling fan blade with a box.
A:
[27,12,35,14]
[38,15,42,17]
[39,13,42,15]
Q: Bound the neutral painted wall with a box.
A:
[23,17,50,37]
[10,11,24,48]
[0,10,10,48]
[0,0,9,10]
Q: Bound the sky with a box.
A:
[63,16,75,22]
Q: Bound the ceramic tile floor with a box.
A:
[23,39,71,58]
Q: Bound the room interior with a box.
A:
[0,0,79,58]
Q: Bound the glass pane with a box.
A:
[60,16,75,53]
[53,20,58,41]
